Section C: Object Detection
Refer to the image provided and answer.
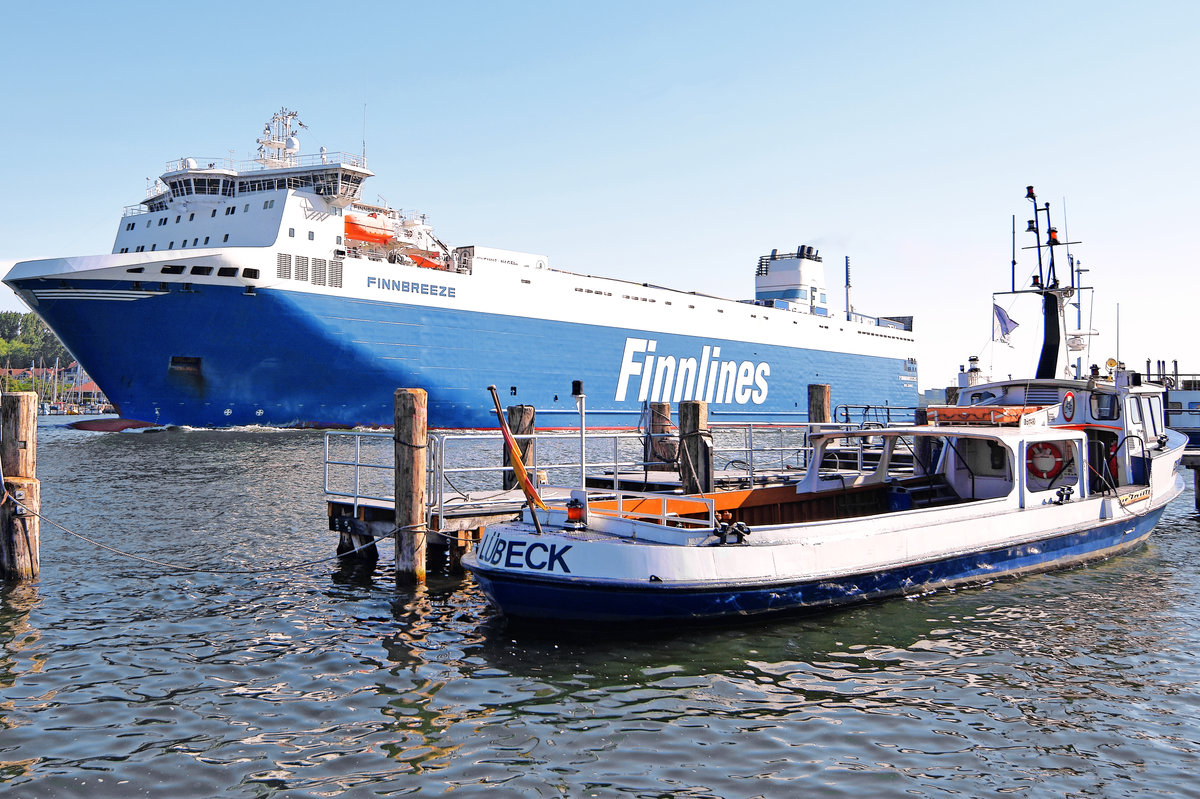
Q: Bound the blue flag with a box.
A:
[993,304,1019,345]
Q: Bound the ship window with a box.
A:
[175,215,181,223]
[126,267,143,273]
[146,220,151,228]
[181,240,187,248]
[211,209,217,217]
[336,236,342,245]
[223,234,229,242]
[243,268,260,279]
[159,282,169,291]
[203,236,209,245]
[135,246,144,253]
[119,247,128,253]
[263,201,269,209]
[191,266,213,275]
[243,204,249,212]
[1091,393,1120,421]
[168,241,174,249]
[189,213,195,221]
[151,244,156,251]
[308,231,314,240]
[192,238,198,246]
[217,267,237,277]
[131,282,142,290]
[160,265,185,275]
[289,228,295,237]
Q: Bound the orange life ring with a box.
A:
[1026,441,1065,479]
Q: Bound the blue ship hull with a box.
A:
[15,278,918,429]
[467,508,1164,623]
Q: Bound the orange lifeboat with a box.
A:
[345,213,394,244]
[408,252,443,269]
[927,405,1046,426]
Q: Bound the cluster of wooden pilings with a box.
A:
[1,393,40,582]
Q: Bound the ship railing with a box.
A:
[164,151,368,175]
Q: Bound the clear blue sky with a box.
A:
[1,1,1196,389]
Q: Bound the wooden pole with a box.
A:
[1,392,39,581]
[807,384,831,424]
[394,388,427,585]
[678,400,712,494]
[502,405,536,490]
[648,402,677,464]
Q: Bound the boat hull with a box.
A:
[466,505,1167,622]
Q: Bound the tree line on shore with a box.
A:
[0,312,71,370]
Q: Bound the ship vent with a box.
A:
[295,255,309,282]
[1025,386,1061,405]
[329,258,343,288]
[277,253,292,279]
[312,258,327,286]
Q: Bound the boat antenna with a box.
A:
[362,103,367,164]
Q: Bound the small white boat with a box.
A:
[463,187,1188,623]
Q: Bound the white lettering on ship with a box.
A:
[615,337,770,405]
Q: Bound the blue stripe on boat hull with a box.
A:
[14,280,917,428]
[467,508,1165,622]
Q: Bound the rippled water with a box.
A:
[2,420,1200,797]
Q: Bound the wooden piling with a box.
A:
[678,400,713,494]
[648,402,677,464]
[1,392,39,581]
[394,388,428,585]
[807,384,831,424]
[502,405,536,490]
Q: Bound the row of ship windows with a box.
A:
[124,200,279,233]
[125,264,260,279]
[118,234,230,253]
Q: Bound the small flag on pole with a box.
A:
[488,385,548,510]
[993,304,1019,346]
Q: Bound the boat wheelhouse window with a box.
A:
[217,267,238,277]
[151,244,157,251]
[1146,396,1163,437]
[168,241,174,249]
[189,213,195,221]
[289,228,295,237]
[308,231,314,240]
[242,268,259,279]
[135,246,144,253]
[119,247,129,253]
[191,266,213,275]
[175,216,181,223]
[181,240,187,248]
[223,234,229,242]
[968,391,996,404]
[243,204,249,212]
[203,236,209,245]
[211,210,217,218]
[336,235,342,245]
[160,265,185,275]
[225,207,235,216]
[192,238,198,246]
[1091,393,1120,421]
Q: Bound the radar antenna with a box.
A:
[256,107,307,167]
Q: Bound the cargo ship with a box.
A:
[4,109,918,428]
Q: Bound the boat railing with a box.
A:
[163,151,368,176]
[324,421,869,525]
[833,404,920,427]
[583,489,716,531]
[707,421,858,480]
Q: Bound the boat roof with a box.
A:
[813,424,1085,444]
